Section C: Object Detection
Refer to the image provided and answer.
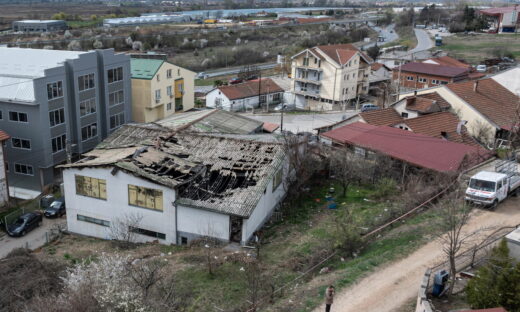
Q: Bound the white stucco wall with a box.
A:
[176,205,230,241]
[206,88,282,111]
[392,99,419,119]
[64,167,177,244]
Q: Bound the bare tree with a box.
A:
[436,193,477,296]
[127,259,165,301]
[109,213,143,249]
[329,146,362,197]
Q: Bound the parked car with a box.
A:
[7,212,42,237]
[39,194,55,210]
[228,77,243,85]
[360,103,380,112]
[44,197,66,218]
[476,64,487,73]
[197,72,209,79]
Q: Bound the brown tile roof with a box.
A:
[359,107,403,126]
[0,130,9,141]
[315,43,373,66]
[401,112,479,146]
[396,62,469,78]
[371,62,389,71]
[447,78,519,129]
[424,56,471,69]
[218,78,284,101]
[404,93,451,113]
[262,122,279,133]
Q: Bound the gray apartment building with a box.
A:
[13,20,67,33]
[0,47,131,196]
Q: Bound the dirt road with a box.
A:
[313,197,520,312]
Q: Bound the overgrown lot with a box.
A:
[442,33,520,64]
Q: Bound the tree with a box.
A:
[329,147,362,198]
[466,239,520,311]
[109,213,143,249]
[366,45,380,60]
[332,207,364,256]
[436,194,475,296]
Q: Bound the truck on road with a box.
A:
[465,160,520,209]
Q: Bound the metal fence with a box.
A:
[2,198,41,230]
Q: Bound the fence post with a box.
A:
[45,231,49,244]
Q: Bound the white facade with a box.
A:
[205,88,282,112]
[0,146,8,207]
[63,162,287,245]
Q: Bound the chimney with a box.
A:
[457,120,468,135]
[473,80,479,92]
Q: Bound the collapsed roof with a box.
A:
[62,124,285,218]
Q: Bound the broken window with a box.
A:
[272,166,283,191]
[75,175,107,200]
[128,184,163,211]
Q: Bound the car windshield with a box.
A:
[469,179,496,192]
[13,217,25,226]
[50,202,62,209]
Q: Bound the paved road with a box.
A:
[313,196,520,312]
[410,28,434,54]
[245,111,357,133]
[203,62,278,78]
[0,217,65,258]
[364,23,398,49]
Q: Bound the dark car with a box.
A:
[7,212,42,237]
[228,77,243,85]
[44,197,66,218]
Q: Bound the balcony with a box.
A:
[294,88,320,97]
[295,65,323,72]
[294,77,321,85]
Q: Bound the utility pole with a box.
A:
[65,139,72,164]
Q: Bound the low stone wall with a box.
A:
[415,269,434,312]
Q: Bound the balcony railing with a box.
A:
[294,77,322,85]
[295,65,323,72]
[294,89,320,96]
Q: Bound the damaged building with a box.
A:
[60,123,287,245]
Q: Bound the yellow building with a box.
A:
[130,58,196,123]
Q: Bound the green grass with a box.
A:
[66,20,102,29]
[441,33,520,63]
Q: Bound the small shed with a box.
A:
[506,227,520,262]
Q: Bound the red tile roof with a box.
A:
[0,130,9,141]
[359,107,402,126]
[480,6,520,14]
[401,112,479,146]
[447,78,519,129]
[396,62,469,78]
[314,43,373,66]
[424,56,471,69]
[218,78,284,101]
[404,93,451,113]
[262,122,279,133]
[321,122,491,172]
[371,62,390,71]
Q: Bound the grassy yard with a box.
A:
[33,179,443,311]
[442,33,520,63]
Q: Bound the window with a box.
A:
[108,90,124,106]
[78,73,95,91]
[166,86,173,97]
[273,93,281,101]
[156,74,160,82]
[178,82,184,93]
[77,214,110,227]
[166,69,172,79]
[354,147,366,157]
[9,111,28,123]
[47,81,63,99]
[431,79,440,85]
[440,81,448,85]
[14,163,33,175]
[155,89,161,101]
[401,112,409,118]
[181,236,188,245]
[11,137,31,149]
[418,77,427,83]
[303,57,309,66]
[128,184,163,211]
[167,103,172,110]
[81,123,97,141]
[406,76,414,81]
[177,69,180,76]
[259,94,266,104]
[51,134,66,153]
[107,67,123,83]
[4,162,8,172]
[130,227,166,240]
[80,98,96,116]
[318,60,321,67]
[49,108,65,126]
[75,175,107,200]
[0,111,3,120]
[272,167,283,191]
[110,112,125,130]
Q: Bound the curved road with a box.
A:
[312,197,520,312]
[410,28,434,54]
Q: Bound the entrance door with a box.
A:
[230,216,243,243]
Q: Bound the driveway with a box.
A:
[313,196,520,312]
[245,111,357,133]
[0,216,66,258]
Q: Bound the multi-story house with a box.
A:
[130,58,195,122]
[0,47,131,195]
[290,44,372,110]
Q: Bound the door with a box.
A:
[229,216,243,243]
[498,179,508,201]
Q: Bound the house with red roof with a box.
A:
[392,62,470,90]
[205,78,284,112]
[320,122,491,173]
[398,77,520,146]
[290,43,373,111]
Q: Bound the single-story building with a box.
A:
[206,78,284,112]
[393,62,469,90]
[320,122,491,172]
[479,5,520,33]
[61,124,287,246]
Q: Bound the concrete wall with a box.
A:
[64,167,177,244]
[206,89,282,111]
[177,205,230,243]
[392,99,419,119]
